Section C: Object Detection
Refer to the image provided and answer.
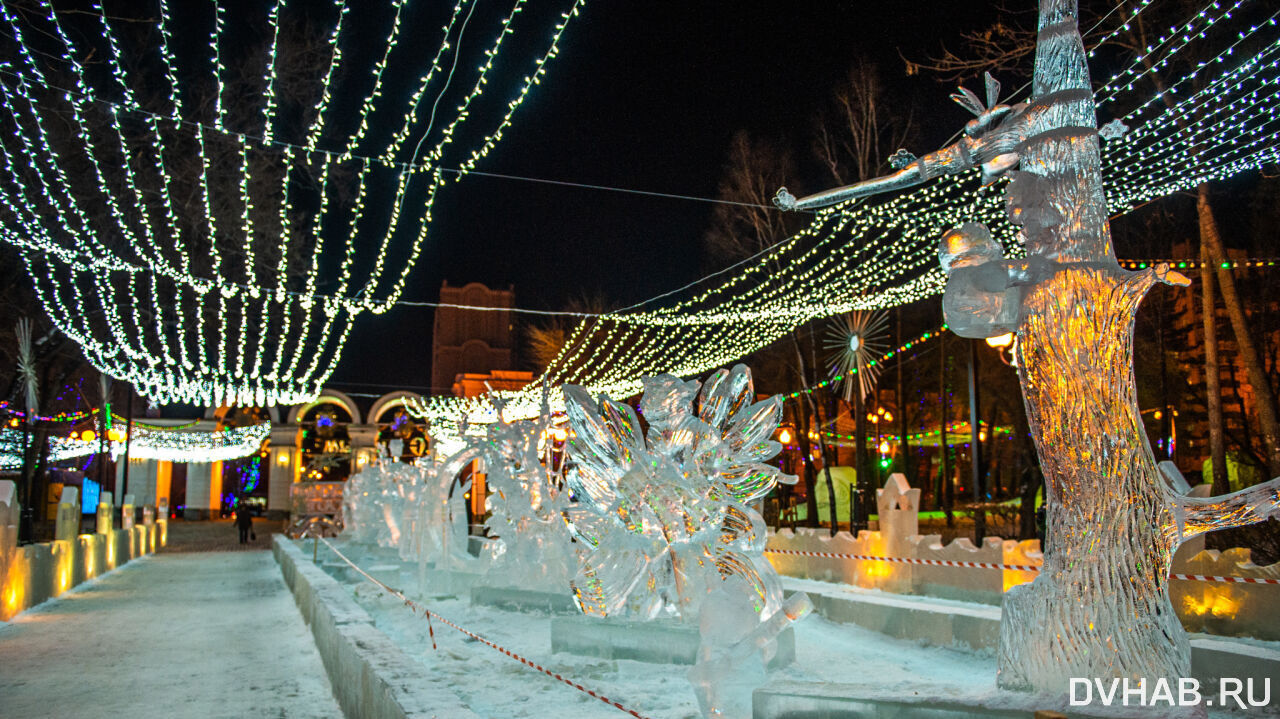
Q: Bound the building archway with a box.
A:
[286,389,362,426]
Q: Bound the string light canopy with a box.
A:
[410,0,1279,432]
[0,421,269,468]
[0,0,585,407]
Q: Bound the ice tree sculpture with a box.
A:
[775,0,1280,695]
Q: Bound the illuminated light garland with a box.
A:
[0,421,269,468]
[112,422,270,464]
[0,402,97,424]
[820,421,1013,445]
[0,0,588,406]
[410,1,1280,434]
[1118,258,1280,270]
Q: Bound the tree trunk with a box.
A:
[939,331,953,525]
[1201,243,1229,495]
[896,308,912,483]
[794,398,819,529]
[852,381,868,531]
[968,339,986,543]
[1197,184,1280,477]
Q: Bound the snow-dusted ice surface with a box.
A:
[0,551,342,719]
[334,565,993,718]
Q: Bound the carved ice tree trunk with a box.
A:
[997,0,1280,692]
[999,267,1190,687]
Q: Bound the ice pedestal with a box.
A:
[752,682,1195,719]
[550,615,795,669]
[469,585,577,614]
[753,682,1037,719]
[416,568,482,597]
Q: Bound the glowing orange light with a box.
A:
[985,332,1015,349]
[778,429,792,444]
[80,430,96,442]
[107,427,126,442]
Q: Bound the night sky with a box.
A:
[329,1,1002,395]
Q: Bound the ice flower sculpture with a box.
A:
[561,365,798,622]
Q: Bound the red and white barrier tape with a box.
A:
[318,539,653,719]
[763,548,1039,572]
[763,548,1280,585]
[1169,573,1280,585]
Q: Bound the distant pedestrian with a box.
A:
[236,504,254,544]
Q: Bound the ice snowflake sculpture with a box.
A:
[774,0,1280,697]
[476,404,576,593]
[562,365,799,621]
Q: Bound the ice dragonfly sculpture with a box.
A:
[775,0,1280,696]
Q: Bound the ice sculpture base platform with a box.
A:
[470,585,578,614]
[784,578,1000,652]
[550,616,795,669]
[416,568,483,597]
[752,681,1186,719]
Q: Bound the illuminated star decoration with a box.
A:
[824,310,888,402]
[306,451,347,474]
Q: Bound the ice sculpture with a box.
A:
[476,401,576,592]
[773,0,1280,696]
[340,465,385,545]
[688,583,813,719]
[341,460,434,559]
[418,447,486,572]
[562,366,796,620]
[563,365,807,716]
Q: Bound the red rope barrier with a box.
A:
[763,548,1280,585]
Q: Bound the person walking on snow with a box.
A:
[235,503,254,545]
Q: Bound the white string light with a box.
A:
[0,0,587,406]
[0,421,269,468]
[410,0,1280,434]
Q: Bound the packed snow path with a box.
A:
[0,548,342,719]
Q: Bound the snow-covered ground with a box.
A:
[322,542,1279,719]
[323,543,995,719]
[0,551,342,719]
